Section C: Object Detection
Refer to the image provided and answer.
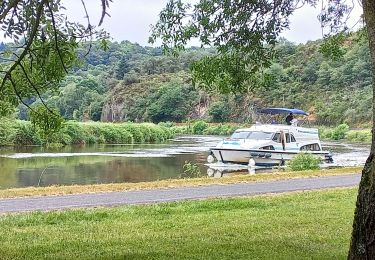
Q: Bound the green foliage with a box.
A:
[29,105,64,144]
[146,82,198,123]
[192,121,209,134]
[288,153,321,171]
[12,121,42,145]
[0,118,16,146]
[345,130,372,143]
[3,32,370,126]
[59,122,87,145]
[0,1,110,117]
[180,161,203,178]
[150,0,299,92]
[320,32,348,60]
[208,101,231,122]
[0,120,174,146]
[171,122,242,136]
[331,124,350,140]
[158,121,175,128]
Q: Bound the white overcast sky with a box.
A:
[1,0,364,45]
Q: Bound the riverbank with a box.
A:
[0,188,356,259]
[171,121,372,143]
[0,167,361,199]
[0,120,174,146]
[0,119,371,146]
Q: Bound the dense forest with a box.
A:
[4,33,372,126]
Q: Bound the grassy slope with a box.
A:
[0,167,361,198]
[0,188,356,259]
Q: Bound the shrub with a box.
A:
[318,127,332,139]
[180,161,203,178]
[288,153,321,171]
[158,121,175,128]
[13,121,42,145]
[192,120,208,134]
[346,130,371,143]
[122,124,145,143]
[60,122,86,145]
[0,118,16,146]
[208,101,231,122]
[331,124,349,140]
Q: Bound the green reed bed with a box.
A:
[0,120,174,146]
[0,188,356,259]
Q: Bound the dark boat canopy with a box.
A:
[257,108,308,116]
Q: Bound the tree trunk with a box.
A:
[348,0,375,259]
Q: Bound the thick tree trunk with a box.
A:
[348,0,375,259]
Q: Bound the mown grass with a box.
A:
[0,167,361,199]
[0,188,357,259]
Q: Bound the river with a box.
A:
[0,136,369,189]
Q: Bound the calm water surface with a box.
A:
[0,136,370,189]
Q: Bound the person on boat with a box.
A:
[285,113,293,125]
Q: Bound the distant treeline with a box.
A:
[2,32,372,126]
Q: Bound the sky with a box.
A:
[1,0,364,45]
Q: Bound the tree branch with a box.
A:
[0,0,47,93]
[46,1,69,74]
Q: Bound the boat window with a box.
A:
[247,131,273,140]
[285,133,291,143]
[300,143,321,151]
[291,134,296,142]
[230,131,251,139]
[272,133,281,143]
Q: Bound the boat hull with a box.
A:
[210,148,331,167]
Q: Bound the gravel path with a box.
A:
[0,174,360,213]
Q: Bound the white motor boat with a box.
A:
[208,108,333,167]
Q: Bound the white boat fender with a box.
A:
[248,159,256,167]
[207,168,215,177]
[207,154,215,163]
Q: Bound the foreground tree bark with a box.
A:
[348,0,375,259]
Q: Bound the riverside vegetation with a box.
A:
[0,119,174,146]
[0,119,370,147]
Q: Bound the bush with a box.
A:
[288,153,321,171]
[180,161,203,178]
[331,124,349,140]
[122,124,145,143]
[60,122,86,145]
[13,121,42,145]
[346,130,372,143]
[318,127,333,140]
[192,121,208,134]
[208,101,231,122]
[0,118,16,146]
[158,121,175,128]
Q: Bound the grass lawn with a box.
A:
[0,188,357,259]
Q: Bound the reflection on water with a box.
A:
[0,137,370,189]
[0,136,218,189]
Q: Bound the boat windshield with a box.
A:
[231,131,274,140]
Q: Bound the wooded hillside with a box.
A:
[8,34,372,126]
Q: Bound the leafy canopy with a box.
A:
[150,0,356,93]
[0,0,110,116]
